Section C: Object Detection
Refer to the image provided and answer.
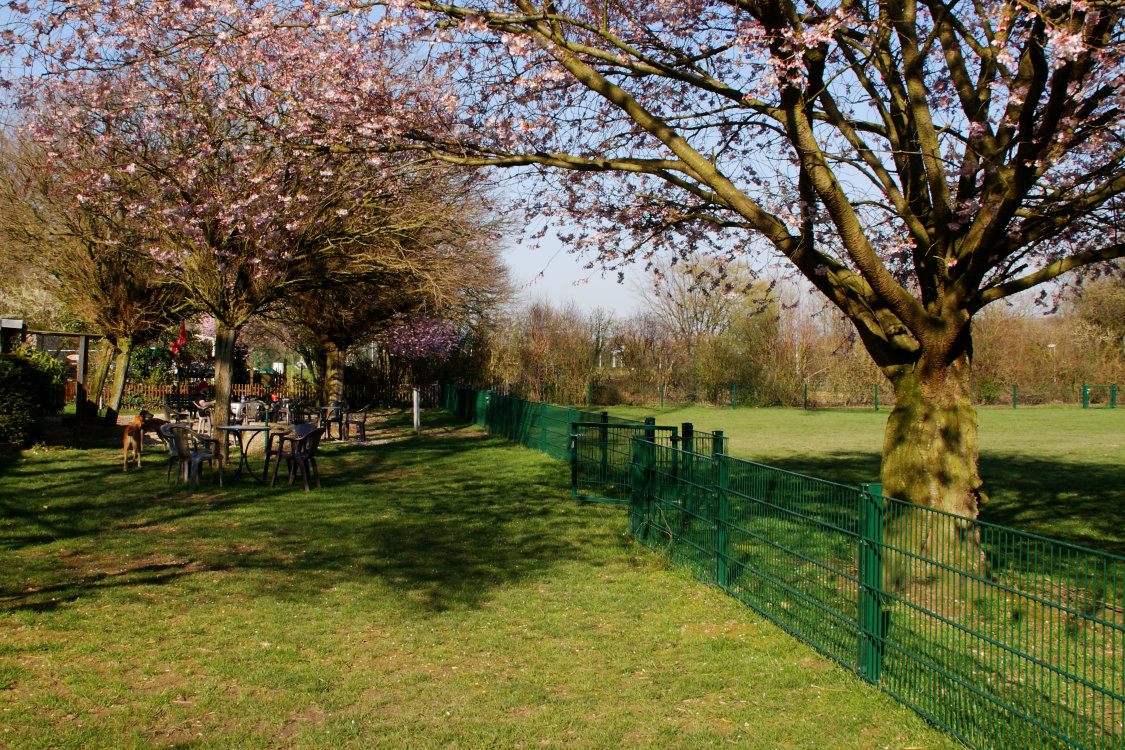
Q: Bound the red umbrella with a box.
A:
[171,321,187,355]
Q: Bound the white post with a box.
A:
[413,387,421,435]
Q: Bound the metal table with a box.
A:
[215,424,273,481]
[311,405,346,439]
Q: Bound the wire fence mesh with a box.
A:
[442,385,1124,749]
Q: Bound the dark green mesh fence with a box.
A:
[441,384,1124,749]
[634,448,1125,750]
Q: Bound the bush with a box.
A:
[0,347,67,445]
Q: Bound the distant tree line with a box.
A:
[474,260,1125,408]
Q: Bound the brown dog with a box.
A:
[123,410,153,471]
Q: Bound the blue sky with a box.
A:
[503,233,644,317]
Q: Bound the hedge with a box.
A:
[0,347,66,446]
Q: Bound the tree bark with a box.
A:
[88,338,116,419]
[212,324,239,459]
[324,341,346,403]
[881,349,982,518]
[103,336,134,425]
[880,345,992,589]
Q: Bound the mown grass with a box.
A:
[603,403,1124,748]
[0,410,959,749]
[607,404,1125,556]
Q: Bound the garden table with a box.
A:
[311,404,346,439]
[215,424,273,482]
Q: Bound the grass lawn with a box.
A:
[0,410,960,749]
[606,404,1125,556]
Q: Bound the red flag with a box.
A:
[171,321,187,355]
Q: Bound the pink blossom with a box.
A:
[381,316,461,361]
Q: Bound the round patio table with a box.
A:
[215,424,273,481]
[311,405,346,439]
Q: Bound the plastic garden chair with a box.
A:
[322,402,346,440]
[160,421,224,490]
[269,424,324,491]
[343,403,372,440]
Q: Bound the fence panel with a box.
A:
[442,385,1124,750]
[720,459,867,673]
[632,446,1125,750]
[571,422,677,504]
[876,498,1124,750]
[484,379,1118,410]
[630,441,717,582]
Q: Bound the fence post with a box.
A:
[711,429,725,575]
[1013,384,1018,409]
[681,422,694,514]
[857,482,886,685]
[599,411,610,485]
[1082,384,1089,409]
[714,453,730,590]
[732,384,737,410]
[1113,384,1118,408]
[641,417,657,541]
[569,425,580,501]
[660,384,665,410]
[874,384,879,412]
[74,334,89,420]
[413,388,421,435]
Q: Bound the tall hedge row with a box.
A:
[0,348,66,446]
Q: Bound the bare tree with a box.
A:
[274,170,512,403]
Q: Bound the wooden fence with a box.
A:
[96,380,440,412]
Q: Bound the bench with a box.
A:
[163,392,199,422]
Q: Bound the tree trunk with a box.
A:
[212,324,239,460]
[324,342,346,403]
[88,338,116,419]
[103,336,134,425]
[880,347,991,590]
[880,349,982,517]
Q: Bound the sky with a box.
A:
[502,232,646,317]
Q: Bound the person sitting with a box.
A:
[191,381,214,410]
[190,382,215,432]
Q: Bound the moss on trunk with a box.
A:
[880,349,993,590]
[881,352,982,518]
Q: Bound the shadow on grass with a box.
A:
[0,424,622,615]
[251,431,619,612]
[1,561,218,612]
[768,450,1125,557]
[0,451,247,552]
[8,412,1118,618]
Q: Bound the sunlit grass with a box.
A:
[606,403,1125,555]
[0,411,959,749]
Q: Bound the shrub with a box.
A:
[0,347,67,445]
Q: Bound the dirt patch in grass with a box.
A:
[277,704,328,737]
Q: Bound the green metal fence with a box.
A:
[632,445,1124,750]
[443,383,644,462]
[441,385,1125,749]
[491,379,1118,410]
